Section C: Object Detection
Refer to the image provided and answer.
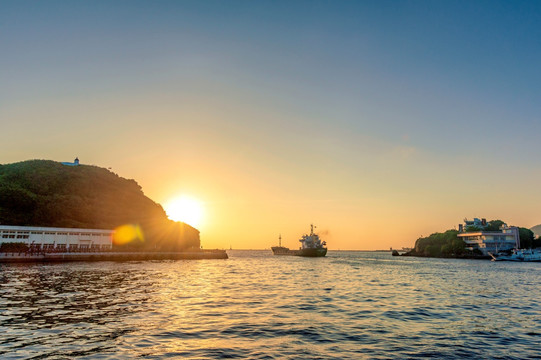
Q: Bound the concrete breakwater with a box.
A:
[0,250,228,263]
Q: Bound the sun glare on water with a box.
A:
[164,195,204,228]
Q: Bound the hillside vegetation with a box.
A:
[412,230,469,257]
[0,160,199,251]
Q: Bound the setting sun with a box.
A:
[164,195,204,228]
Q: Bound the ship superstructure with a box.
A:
[271,225,327,257]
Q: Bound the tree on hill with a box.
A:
[0,160,200,251]
[414,230,465,257]
[464,219,504,232]
[519,227,535,249]
[484,220,505,232]
[465,225,482,232]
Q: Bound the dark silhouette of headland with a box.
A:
[0,159,227,261]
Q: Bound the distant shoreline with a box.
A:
[399,252,491,260]
[231,249,493,259]
[231,249,395,252]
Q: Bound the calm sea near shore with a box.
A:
[1,250,540,359]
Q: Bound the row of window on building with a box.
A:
[462,235,512,242]
[1,234,30,239]
[0,231,109,237]
[28,244,111,251]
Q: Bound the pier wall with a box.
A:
[0,250,228,263]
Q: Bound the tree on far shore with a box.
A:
[519,228,535,248]
[414,230,463,257]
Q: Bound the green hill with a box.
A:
[531,224,541,238]
[408,220,540,258]
[0,160,199,251]
[411,230,469,257]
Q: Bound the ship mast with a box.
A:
[279,234,282,247]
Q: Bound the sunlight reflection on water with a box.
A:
[0,251,540,359]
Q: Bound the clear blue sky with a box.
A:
[2,1,541,249]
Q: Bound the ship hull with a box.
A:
[271,247,327,257]
[297,248,327,257]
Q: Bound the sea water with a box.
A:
[0,251,540,359]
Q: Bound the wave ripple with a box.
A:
[1,252,540,359]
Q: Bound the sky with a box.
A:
[1,0,541,250]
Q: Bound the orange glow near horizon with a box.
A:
[164,195,204,228]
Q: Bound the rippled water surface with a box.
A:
[1,251,540,359]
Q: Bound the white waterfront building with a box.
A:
[457,225,519,255]
[0,225,113,252]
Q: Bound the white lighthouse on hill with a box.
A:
[61,157,80,166]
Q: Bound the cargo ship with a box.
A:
[271,225,327,257]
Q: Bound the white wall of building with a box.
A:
[0,225,113,251]
[458,227,519,255]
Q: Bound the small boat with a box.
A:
[390,247,412,256]
[271,225,327,257]
[489,248,541,262]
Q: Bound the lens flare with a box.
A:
[113,224,144,245]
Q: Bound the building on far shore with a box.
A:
[0,225,113,252]
[457,218,519,255]
[61,157,80,166]
[462,217,487,230]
